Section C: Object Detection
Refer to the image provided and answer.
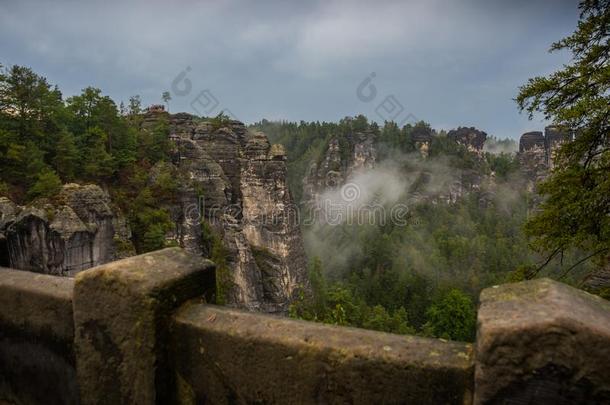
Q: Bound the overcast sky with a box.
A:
[1,0,579,139]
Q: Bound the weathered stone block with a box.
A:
[171,304,474,404]
[73,248,215,405]
[0,268,74,342]
[0,268,77,405]
[475,278,610,404]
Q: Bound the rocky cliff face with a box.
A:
[302,129,377,205]
[0,111,308,313]
[518,131,547,190]
[412,126,433,158]
[448,127,487,155]
[544,125,572,169]
[0,184,132,275]
[518,126,572,189]
[145,111,309,313]
[0,198,18,267]
[302,125,493,207]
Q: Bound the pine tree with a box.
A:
[517,0,610,275]
[53,130,80,181]
[27,169,62,200]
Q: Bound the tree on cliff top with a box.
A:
[162,91,171,112]
[517,0,610,277]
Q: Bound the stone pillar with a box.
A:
[73,248,215,405]
[475,278,610,404]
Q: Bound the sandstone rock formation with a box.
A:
[302,125,495,208]
[0,184,133,276]
[0,197,18,267]
[144,111,309,313]
[544,125,572,169]
[518,131,547,191]
[448,127,487,153]
[518,126,573,189]
[302,129,377,205]
[412,126,433,158]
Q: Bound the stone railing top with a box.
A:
[171,304,474,404]
[478,277,610,336]
[475,278,610,404]
[177,303,474,368]
[0,267,74,343]
[74,246,214,296]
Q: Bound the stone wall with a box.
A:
[171,305,473,404]
[1,249,609,404]
[0,268,77,404]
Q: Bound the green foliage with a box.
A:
[141,219,172,252]
[201,219,233,305]
[113,235,136,257]
[129,188,174,252]
[506,264,534,283]
[309,257,327,315]
[81,127,114,180]
[0,181,8,196]
[53,130,80,181]
[209,112,232,131]
[362,305,415,334]
[27,169,62,200]
[128,95,142,116]
[0,64,185,258]
[517,1,610,275]
[269,111,563,340]
[200,219,215,257]
[595,287,610,300]
[151,162,179,201]
[291,278,419,336]
[486,152,520,179]
[425,289,476,342]
[0,65,64,144]
[135,115,171,165]
[162,91,171,111]
[291,257,419,336]
[209,225,232,305]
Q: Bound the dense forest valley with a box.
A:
[253,118,597,341]
[0,63,604,342]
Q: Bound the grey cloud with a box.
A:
[0,0,579,138]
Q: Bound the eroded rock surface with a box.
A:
[145,111,309,313]
[518,126,573,187]
[412,126,433,158]
[0,198,18,267]
[1,184,132,276]
[302,129,377,205]
[448,127,487,153]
